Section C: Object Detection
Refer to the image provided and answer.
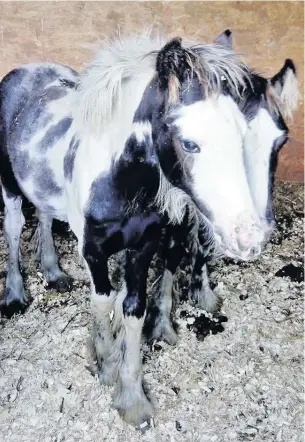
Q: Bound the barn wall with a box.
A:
[0,1,303,182]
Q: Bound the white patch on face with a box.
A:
[173,95,264,257]
[243,108,284,221]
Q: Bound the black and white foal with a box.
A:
[0,32,298,426]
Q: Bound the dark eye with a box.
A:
[181,140,200,153]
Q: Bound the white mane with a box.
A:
[75,30,165,135]
[75,29,250,136]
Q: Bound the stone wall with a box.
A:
[0,1,303,181]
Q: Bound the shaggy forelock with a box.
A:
[189,43,251,96]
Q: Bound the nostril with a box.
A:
[249,247,256,256]
[249,246,261,258]
[237,237,251,252]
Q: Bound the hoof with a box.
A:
[97,359,120,386]
[85,360,119,386]
[151,319,178,346]
[0,285,29,318]
[87,333,120,386]
[48,275,73,293]
[190,288,223,313]
[113,388,154,428]
[0,298,28,318]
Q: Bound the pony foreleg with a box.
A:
[113,242,156,428]
[83,244,118,386]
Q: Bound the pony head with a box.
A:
[135,36,299,260]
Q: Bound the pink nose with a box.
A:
[235,226,266,258]
[217,221,274,261]
[237,231,255,251]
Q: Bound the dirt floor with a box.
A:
[0,180,303,442]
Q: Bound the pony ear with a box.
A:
[269,59,299,119]
[214,29,233,49]
[156,37,193,99]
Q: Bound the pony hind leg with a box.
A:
[146,228,188,346]
[0,186,28,317]
[35,212,72,292]
[147,268,178,345]
[188,222,222,312]
[113,242,157,428]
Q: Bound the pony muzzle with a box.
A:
[216,218,272,261]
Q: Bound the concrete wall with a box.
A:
[0,1,303,181]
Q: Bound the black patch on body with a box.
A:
[12,150,33,181]
[85,211,162,258]
[19,111,53,146]
[64,135,80,181]
[34,161,63,196]
[87,134,160,224]
[275,264,304,283]
[0,68,30,132]
[37,117,73,152]
[43,86,68,101]
[31,67,64,91]
[114,135,159,205]
[0,69,28,196]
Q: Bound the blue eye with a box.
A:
[182,140,200,153]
